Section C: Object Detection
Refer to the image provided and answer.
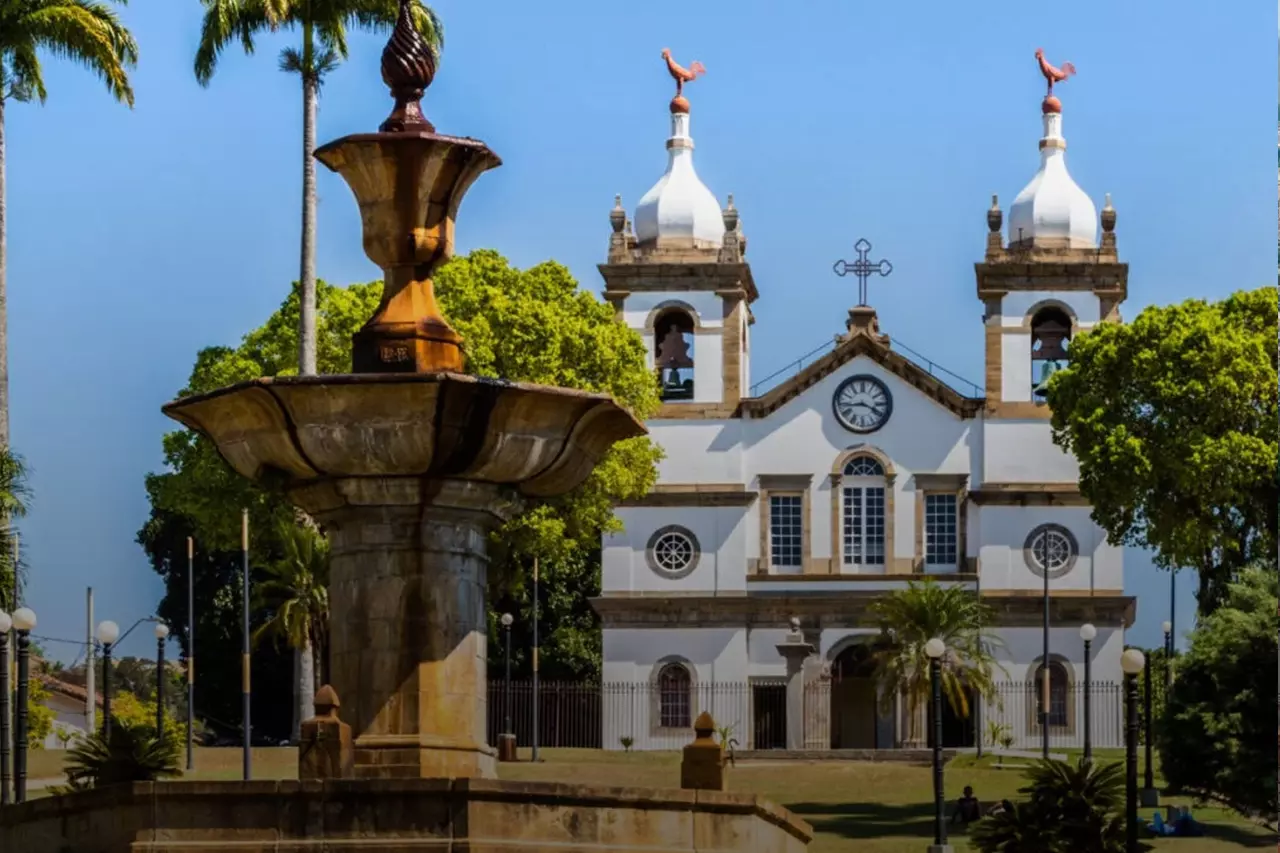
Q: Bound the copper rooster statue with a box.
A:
[1035,48,1076,95]
[662,48,706,98]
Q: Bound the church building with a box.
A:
[591,60,1136,752]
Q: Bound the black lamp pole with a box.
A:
[0,624,10,806]
[241,509,251,781]
[14,624,30,803]
[156,633,166,739]
[1041,559,1050,759]
[1143,657,1154,792]
[1163,628,1173,694]
[930,655,947,849]
[503,621,513,737]
[102,641,115,740]
[1082,635,1093,765]
[1125,664,1140,853]
[187,536,196,771]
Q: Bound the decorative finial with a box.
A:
[662,48,706,114]
[379,0,437,133]
[987,194,1002,233]
[789,616,801,633]
[1035,48,1075,114]
[610,194,626,233]
[722,193,739,232]
[1101,193,1116,233]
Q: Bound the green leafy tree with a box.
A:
[1047,288,1278,609]
[143,253,661,706]
[0,0,137,449]
[0,447,30,608]
[103,689,182,736]
[253,521,329,741]
[868,578,1005,745]
[25,674,53,748]
[194,0,442,378]
[1156,563,1277,825]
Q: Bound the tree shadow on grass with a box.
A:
[1191,822,1277,849]
[784,801,940,840]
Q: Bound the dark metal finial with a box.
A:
[379,0,436,133]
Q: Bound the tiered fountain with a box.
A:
[0,4,811,849]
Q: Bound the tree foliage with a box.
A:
[1047,288,1277,609]
[1156,564,1277,824]
[868,578,1005,741]
[0,0,138,106]
[970,759,1145,853]
[141,252,662,714]
[103,689,182,737]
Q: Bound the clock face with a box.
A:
[833,375,893,433]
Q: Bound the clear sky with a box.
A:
[5,0,1273,662]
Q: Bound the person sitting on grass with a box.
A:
[950,786,982,827]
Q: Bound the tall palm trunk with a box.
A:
[298,67,318,376]
[0,95,9,449]
[298,633,315,732]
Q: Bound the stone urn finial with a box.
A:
[988,194,1002,233]
[379,0,437,132]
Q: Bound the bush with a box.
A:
[63,724,181,789]
[102,690,181,736]
[970,758,1150,853]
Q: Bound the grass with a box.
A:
[22,746,1273,852]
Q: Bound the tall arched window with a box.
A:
[657,662,693,728]
[1030,306,1072,401]
[842,456,887,570]
[1032,661,1070,727]
[653,309,695,401]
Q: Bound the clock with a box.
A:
[832,374,893,433]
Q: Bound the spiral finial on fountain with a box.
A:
[380,0,437,132]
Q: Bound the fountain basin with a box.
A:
[0,779,813,852]
[163,373,645,778]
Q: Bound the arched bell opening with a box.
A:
[654,308,695,401]
[1030,305,1072,401]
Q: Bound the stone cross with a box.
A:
[832,238,893,307]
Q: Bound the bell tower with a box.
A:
[598,56,757,419]
[975,87,1128,419]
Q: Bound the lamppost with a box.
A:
[12,606,36,803]
[501,613,514,738]
[1121,648,1145,853]
[0,609,10,806]
[925,637,952,853]
[1079,623,1095,764]
[155,622,170,740]
[97,620,121,740]
[1140,651,1158,806]
[1160,620,1172,694]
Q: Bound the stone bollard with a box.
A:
[680,711,726,791]
[298,684,354,780]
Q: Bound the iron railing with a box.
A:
[484,679,1129,752]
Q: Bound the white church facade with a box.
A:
[591,73,1136,752]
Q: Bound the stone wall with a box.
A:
[0,778,813,853]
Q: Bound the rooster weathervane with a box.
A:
[662,48,706,112]
[1035,48,1076,96]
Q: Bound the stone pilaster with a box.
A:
[776,620,816,751]
[802,659,831,750]
[293,476,520,780]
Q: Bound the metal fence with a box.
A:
[485,679,1130,752]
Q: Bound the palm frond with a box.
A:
[194,0,275,85]
[21,0,138,106]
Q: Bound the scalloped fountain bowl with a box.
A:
[162,371,644,780]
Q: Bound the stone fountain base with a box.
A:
[0,778,812,852]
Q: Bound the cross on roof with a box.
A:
[832,238,893,306]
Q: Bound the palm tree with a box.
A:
[253,520,329,742]
[193,0,443,378]
[0,0,137,449]
[63,723,182,789]
[869,577,1005,746]
[0,447,30,608]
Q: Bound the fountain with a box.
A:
[0,4,812,849]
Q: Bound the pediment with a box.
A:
[741,321,983,421]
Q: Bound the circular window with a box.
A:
[1023,523,1079,579]
[645,525,700,578]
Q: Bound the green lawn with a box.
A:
[24,746,1273,852]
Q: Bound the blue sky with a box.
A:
[5,0,1273,662]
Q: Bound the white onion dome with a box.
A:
[633,105,725,248]
[1008,97,1097,248]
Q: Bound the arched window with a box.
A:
[657,663,693,729]
[842,456,886,569]
[1030,306,1072,401]
[654,309,695,401]
[1032,661,1070,727]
